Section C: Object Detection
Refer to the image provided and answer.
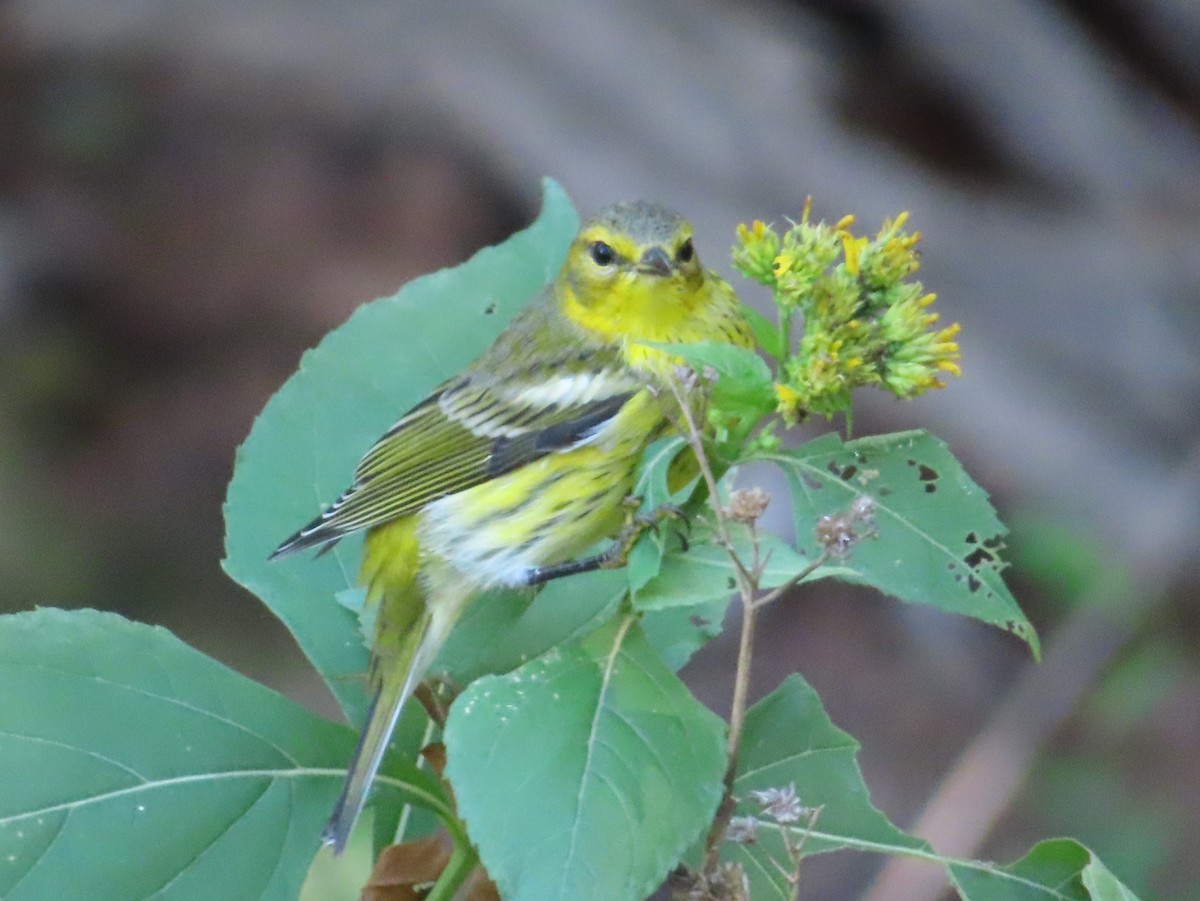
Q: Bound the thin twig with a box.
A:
[753,550,831,611]
[665,368,836,882]
[703,592,759,871]
[663,373,764,872]
[666,372,773,872]
[663,376,756,597]
[780,805,823,900]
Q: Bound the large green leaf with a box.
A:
[443,615,727,901]
[439,515,728,680]
[221,179,580,724]
[718,675,925,899]
[437,569,625,686]
[0,609,444,901]
[950,838,1142,900]
[760,430,1039,656]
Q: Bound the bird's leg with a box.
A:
[524,499,690,586]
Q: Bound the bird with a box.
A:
[271,200,753,853]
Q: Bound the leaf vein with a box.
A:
[557,615,635,898]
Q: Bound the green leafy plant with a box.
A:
[0,180,1142,900]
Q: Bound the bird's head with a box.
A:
[559,201,707,341]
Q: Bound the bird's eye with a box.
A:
[676,238,694,263]
[590,241,616,266]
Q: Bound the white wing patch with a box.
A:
[444,369,638,438]
[512,370,633,407]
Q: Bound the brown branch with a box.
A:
[703,595,759,871]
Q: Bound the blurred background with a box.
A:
[2,1,1198,898]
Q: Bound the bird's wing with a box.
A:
[270,363,640,557]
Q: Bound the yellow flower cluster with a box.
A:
[731,219,780,284]
[732,201,961,424]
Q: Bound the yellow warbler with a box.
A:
[272,201,752,852]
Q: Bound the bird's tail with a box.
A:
[323,547,474,854]
[322,603,432,854]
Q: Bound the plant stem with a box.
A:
[753,550,830,611]
[425,817,479,901]
[727,599,757,785]
[665,377,755,597]
[703,594,758,871]
[664,372,761,871]
[701,544,831,871]
[666,369,832,879]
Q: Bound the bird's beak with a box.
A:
[637,246,673,277]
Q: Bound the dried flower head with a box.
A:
[668,862,750,901]
[725,816,759,845]
[815,494,878,559]
[748,783,806,824]
[726,487,771,524]
[673,364,703,394]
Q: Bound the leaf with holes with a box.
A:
[443,615,727,901]
[759,430,1038,656]
[0,609,446,901]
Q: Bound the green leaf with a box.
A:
[443,567,725,678]
[741,304,784,362]
[0,609,446,901]
[633,534,740,610]
[634,436,692,513]
[221,179,580,724]
[639,597,732,671]
[437,569,626,686]
[950,838,1142,900]
[623,435,694,593]
[443,615,727,901]
[653,340,776,418]
[653,340,775,457]
[1081,852,1142,901]
[631,516,853,672]
[633,525,855,611]
[719,675,925,899]
[760,430,1039,657]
